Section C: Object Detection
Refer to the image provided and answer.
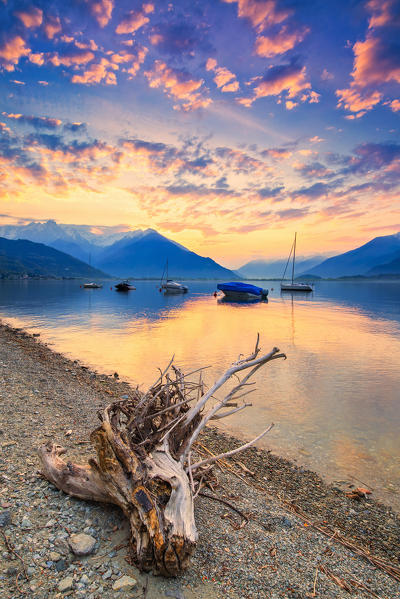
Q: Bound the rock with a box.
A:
[58,576,74,592]
[21,515,32,529]
[0,510,11,527]
[102,568,112,580]
[112,575,137,591]
[68,533,96,556]
[6,566,19,577]
[80,574,90,585]
[45,519,57,528]
[27,566,36,576]
[55,559,68,572]
[49,551,61,561]
[281,517,293,528]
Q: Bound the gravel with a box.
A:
[0,319,399,599]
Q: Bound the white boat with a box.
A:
[281,233,313,292]
[160,260,188,294]
[83,282,102,289]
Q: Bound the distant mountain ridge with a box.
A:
[0,237,107,278]
[304,233,400,278]
[96,229,238,279]
[0,221,238,279]
[236,256,326,279]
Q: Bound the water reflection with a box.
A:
[0,279,399,509]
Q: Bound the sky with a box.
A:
[0,0,399,267]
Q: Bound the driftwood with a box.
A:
[38,337,285,576]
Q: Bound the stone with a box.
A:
[68,533,96,556]
[80,574,90,585]
[112,575,137,592]
[102,568,112,580]
[55,559,67,572]
[45,519,57,528]
[58,576,74,592]
[49,551,61,561]
[0,510,11,527]
[21,515,32,529]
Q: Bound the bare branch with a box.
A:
[189,423,274,472]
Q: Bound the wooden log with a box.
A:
[38,338,285,576]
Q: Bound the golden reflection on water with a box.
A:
[4,291,400,509]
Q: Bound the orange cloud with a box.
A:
[144,60,211,111]
[15,6,43,28]
[254,26,308,57]
[221,80,239,92]
[367,0,393,29]
[29,52,45,66]
[253,64,310,101]
[351,37,400,87]
[205,58,239,93]
[0,36,30,71]
[87,0,114,28]
[71,58,117,85]
[223,0,290,32]
[43,15,62,39]
[116,4,154,34]
[389,99,400,112]
[336,87,382,114]
[49,50,95,67]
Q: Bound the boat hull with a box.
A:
[280,283,313,292]
[162,281,188,294]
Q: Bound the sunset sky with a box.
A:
[0,0,399,266]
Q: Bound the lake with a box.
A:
[1,278,399,510]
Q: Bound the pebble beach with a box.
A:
[0,319,399,599]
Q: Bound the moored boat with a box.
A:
[159,260,188,294]
[115,280,136,291]
[83,282,102,289]
[217,282,268,300]
[280,233,313,292]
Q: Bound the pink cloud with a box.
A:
[29,52,45,66]
[116,4,154,34]
[0,36,30,71]
[49,50,95,67]
[144,60,211,111]
[71,58,117,85]
[336,87,382,114]
[223,0,291,32]
[43,15,62,39]
[15,6,43,28]
[389,99,400,112]
[253,64,310,102]
[254,26,309,57]
[367,0,394,29]
[86,0,114,28]
[221,80,239,92]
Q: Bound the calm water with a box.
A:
[1,279,399,510]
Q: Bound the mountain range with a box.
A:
[304,233,400,278]
[0,237,107,279]
[0,221,237,279]
[0,220,399,279]
[236,256,326,279]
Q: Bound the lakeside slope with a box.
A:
[0,320,399,598]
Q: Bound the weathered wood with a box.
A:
[38,338,285,576]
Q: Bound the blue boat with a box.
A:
[217,282,268,301]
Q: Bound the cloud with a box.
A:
[86,0,114,28]
[291,181,335,201]
[321,68,334,81]
[256,185,284,198]
[389,99,400,111]
[15,6,43,28]
[294,161,334,179]
[144,60,211,111]
[43,15,62,39]
[276,207,309,220]
[48,49,95,67]
[223,0,291,32]
[206,57,239,92]
[2,113,62,129]
[254,26,309,58]
[116,4,154,34]
[71,58,117,85]
[149,21,212,57]
[260,147,292,160]
[110,46,148,78]
[0,35,30,71]
[342,142,400,175]
[241,58,312,106]
[335,1,400,117]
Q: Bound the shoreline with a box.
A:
[0,319,399,598]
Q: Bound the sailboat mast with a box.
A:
[291,232,297,283]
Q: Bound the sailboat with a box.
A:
[159,260,188,294]
[280,233,313,292]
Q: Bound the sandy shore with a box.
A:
[0,319,399,599]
